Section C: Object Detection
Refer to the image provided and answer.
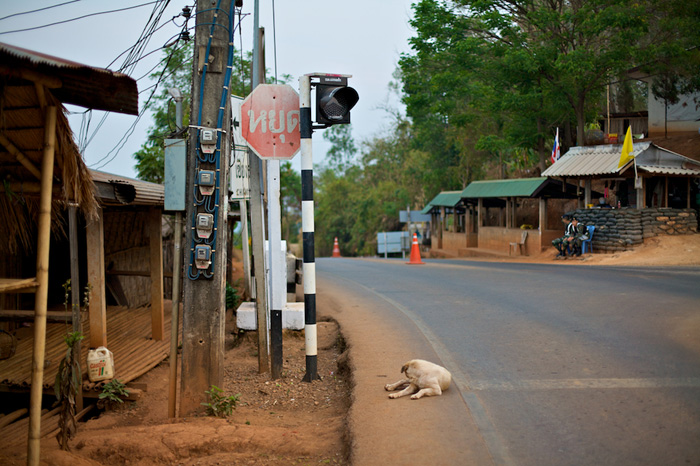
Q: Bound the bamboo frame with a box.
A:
[27,104,56,466]
[0,133,42,180]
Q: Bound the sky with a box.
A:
[0,0,417,178]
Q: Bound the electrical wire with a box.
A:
[92,38,187,169]
[84,1,182,160]
[0,0,83,22]
[0,1,162,35]
[188,0,241,280]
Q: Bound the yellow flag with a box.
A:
[617,126,634,168]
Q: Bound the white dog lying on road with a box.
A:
[384,359,452,400]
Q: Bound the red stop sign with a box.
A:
[240,84,301,160]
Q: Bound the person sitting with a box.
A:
[552,214,575,259]
[570,216,590,257]
[597,197,612,209]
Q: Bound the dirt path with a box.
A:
[463,234,700,267]
[0,321,350,466]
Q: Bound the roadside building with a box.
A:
[0,43,170,453]
[422,178,584,257]
[542,142,700,252]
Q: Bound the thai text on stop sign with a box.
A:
[246,109,299,144]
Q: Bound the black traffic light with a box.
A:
[315,76,359,126]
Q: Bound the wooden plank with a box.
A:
[0,310,72,322]
[149,207,164,340]
[106,270,173,278]
[0,278,38,293]
[86,206,107,348]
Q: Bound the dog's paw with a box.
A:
[388,393,400,399]
[410,394,422,400]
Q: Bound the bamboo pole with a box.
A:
[0,408,27,430]
[27,105,57,466]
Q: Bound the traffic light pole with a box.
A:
[299,75,319,382]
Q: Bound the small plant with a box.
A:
[202,385,240,417]
[226,282,240,310]
[99,379,130,407]
[54,331,84,450]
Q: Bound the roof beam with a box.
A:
[0,132,42,180]
[0,64,61,89]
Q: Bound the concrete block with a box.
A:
[236,301,305,331]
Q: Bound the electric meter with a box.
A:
[198,170,215,196]
[200,127,217,154]
[194,244,212,270]
[196,213,214,239]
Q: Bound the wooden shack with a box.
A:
[0,42,170,461]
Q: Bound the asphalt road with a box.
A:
[316,257,700,466]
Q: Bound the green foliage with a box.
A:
[134,43,255,182]
[226,282,240,310]
[134,43,195,183]
[202,385,240,417]
[310,0,699,257]
[280,161,302,242]
[54,331,84,450]
[99,379,130,405]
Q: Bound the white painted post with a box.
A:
[299,75,319,382]
[267,159,284,378]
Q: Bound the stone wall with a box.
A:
[571,208,698,252]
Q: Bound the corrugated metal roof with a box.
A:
[635,145,700,175]
[461,178,548,198]
[541,142,700,177]
[421,190,463,214]
[0,42,138,115]
[542,143,651,177]
[91,170,164,206]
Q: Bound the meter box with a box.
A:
[199,127,217,154]
[194,245,212,269]
[198,170,215,196]
[196,213,214,239]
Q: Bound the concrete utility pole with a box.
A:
[180,0,233,415]
[249,1,270,373]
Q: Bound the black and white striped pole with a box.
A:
[299,73,358,382]
[299,75,319,382]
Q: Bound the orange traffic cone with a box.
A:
[332,237,341,258]
[406,233,424,265]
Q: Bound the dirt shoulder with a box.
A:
[453,234,700,267]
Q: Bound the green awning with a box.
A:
[420,190,463,214]
[461,178,549,199]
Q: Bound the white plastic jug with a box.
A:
[87,347,114,382]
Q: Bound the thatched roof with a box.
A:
[0,43,139,255]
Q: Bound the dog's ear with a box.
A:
[401,363,409,374]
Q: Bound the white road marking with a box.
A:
[469,377,700,391]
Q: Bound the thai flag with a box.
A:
[550,128,561,164]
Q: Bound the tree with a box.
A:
[322,125,357,173]
[133,42,254,182]
[402,0,666,170]
[134,43,194,183]
[280,161,301,241]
